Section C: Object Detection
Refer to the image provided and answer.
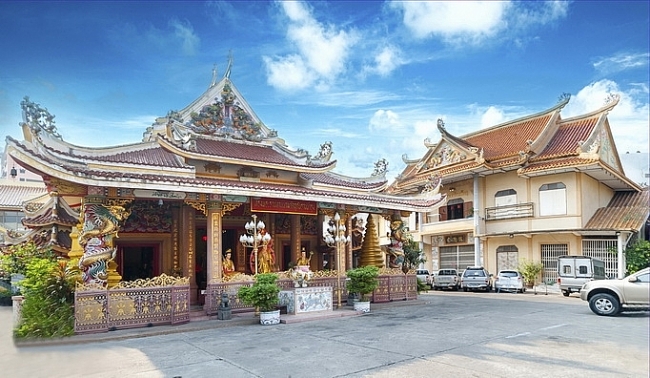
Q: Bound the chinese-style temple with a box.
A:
[4,66,445,308]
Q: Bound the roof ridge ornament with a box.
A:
[371,158,388,177]
[20,96,62,140]
[224,50,233,79]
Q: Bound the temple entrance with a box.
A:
[116,244,160,281]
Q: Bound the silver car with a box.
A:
[494,270,525,293]
[580,267,649,316]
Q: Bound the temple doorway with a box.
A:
[116,244,160,281]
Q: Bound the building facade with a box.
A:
[389,95,648,281]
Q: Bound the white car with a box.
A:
[580,267,649,316]
[416,269,432,288]
[494,270,525,293]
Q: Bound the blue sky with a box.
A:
[1,1,648,183]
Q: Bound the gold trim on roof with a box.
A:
[184,199,206,216]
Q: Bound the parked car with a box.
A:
[580,267,649,316]
[460,266,492,292]
[416,269,432,288]
[433,269,460,290]
[494,270,525,293]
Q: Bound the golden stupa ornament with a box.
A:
[358,215,384,268]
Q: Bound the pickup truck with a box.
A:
[557,255,607,296]
[433,269,460,290]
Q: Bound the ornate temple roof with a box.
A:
[388,95,641,194]
[4,68,442,213]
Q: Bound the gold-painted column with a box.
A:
[206,201,223,283]
[290,214,301,262]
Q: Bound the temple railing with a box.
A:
[204,273,417,315]
[74,274,190,335]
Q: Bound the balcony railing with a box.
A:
[485,202,534,221]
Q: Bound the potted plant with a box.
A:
[237,273,282,325]
[518,259,544,288]
[346,265,379,313]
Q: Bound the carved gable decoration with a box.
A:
[424,142,467,170]
[187,83,264,142]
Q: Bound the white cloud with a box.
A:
[562,79,650,156]
[593,52,650,75]
[369,109,401,132]
[263,54,315,91]
[263,1,359,91]
[480,106,507,128]
[169,19,200,56]
[390,1,568,46]
[390,1,509,43]
[363,45,404,77]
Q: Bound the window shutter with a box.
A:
[464,201,473,218]
[439,206,448,221]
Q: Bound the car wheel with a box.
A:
[562,290,570,297]
[463,287,468,292]
[589,293,621,316]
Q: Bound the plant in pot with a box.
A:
[518,259,544,288]
[346,265,379,313]
[237,273,282,325]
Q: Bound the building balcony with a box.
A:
[485,202,534,221]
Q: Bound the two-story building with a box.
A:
[389,95,648,282]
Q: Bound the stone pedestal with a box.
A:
[279,286,333,315]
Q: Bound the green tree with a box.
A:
[0,242,54,282]
[402,237,425,272]
[15,258,78,338]
[624,240,650,274]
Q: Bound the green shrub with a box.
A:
[14,259,77,339]
[237,273,281,312]
[624,240,650,274]
[346,265,380,301]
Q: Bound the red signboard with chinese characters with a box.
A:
[250,198,318,215]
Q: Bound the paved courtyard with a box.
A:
[2,290,648,378]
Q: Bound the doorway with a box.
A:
[116,244,160,281]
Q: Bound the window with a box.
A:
[0,210,25,230]
[562,265,572,274]
[539,182,566,216]
[637,273,649,283]
[495,189,517,206]
[579,265,588,274]
[440,199,473,221]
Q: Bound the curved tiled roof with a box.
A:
[41,143,191,169]
[7,138,440,210]
[161,136,335,170]
[22,206,78,227]
[585,190,649,231]
[300,173,387,190]
[464,114,552,161]
[529,115,598,161]
[518,157,598,175]
[0,183,47,208]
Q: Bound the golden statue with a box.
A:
[258,244,274,273]
[223,249,235,276]
[296,247,313,266]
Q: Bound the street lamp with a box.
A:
[239,214,271,275]
[324,212,350,309]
